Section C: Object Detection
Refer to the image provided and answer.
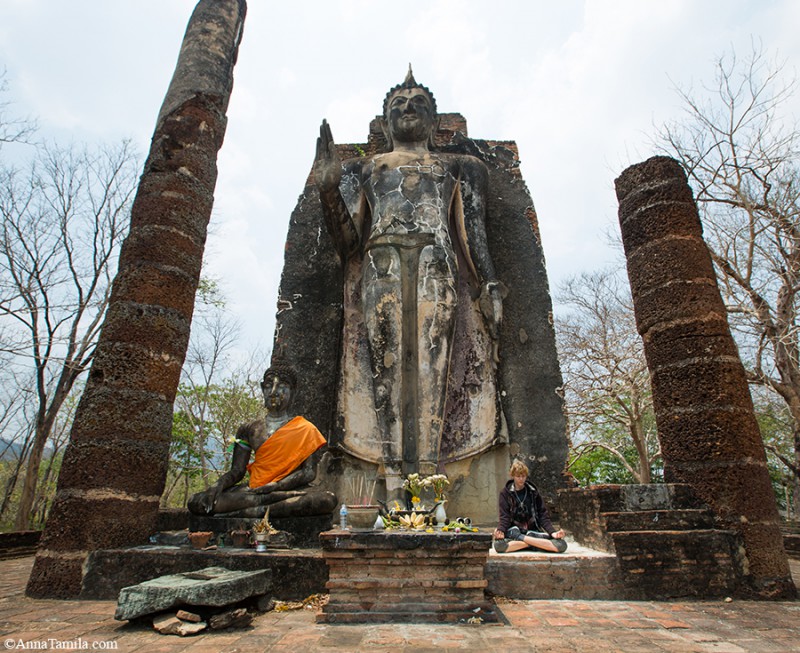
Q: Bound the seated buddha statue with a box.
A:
[188,362,337,519]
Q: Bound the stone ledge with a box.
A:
[0,531,41,560]
[320,528,492,551]
[81,546,327,601]
[326,578,487,590]
[189,513,333,548]
[485,553,626,600]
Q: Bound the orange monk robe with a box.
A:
[247,416,326,488]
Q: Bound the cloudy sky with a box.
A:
[2,0,798,360]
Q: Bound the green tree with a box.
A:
[557,268,660,484]
[753,387,797,518]
[163,378,263,508]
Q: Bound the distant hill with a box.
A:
[0,438,54,462]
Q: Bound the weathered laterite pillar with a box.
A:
[615,156,795,599]
[26,0,246,599]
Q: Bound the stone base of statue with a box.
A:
[188,513,333,549]
[318,529,500,624]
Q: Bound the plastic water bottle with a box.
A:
[339,504,348,530]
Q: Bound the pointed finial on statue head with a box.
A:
[383,65,437,117]
[405,63,415,86]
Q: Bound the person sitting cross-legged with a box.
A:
[492,460,568,553]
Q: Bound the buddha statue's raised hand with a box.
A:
[315,119,342,193]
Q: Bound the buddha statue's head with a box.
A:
[261,362,297,413]
[382,66,438,150]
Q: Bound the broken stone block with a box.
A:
[176,609,202,623]
[153,613,207,636]
[209,607,252,630]
[115,566,271,621]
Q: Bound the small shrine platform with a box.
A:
[318,529,500,624]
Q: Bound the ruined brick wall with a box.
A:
[615,156,795,598]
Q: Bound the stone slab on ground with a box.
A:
[115,566,270,621]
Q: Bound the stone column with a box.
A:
[615,156,795,598]
[26,0,246,599]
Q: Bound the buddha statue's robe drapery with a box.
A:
[335,166,504,470]
[246,416,326,488]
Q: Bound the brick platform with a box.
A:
[485,543,622,599]
[318,529,500,624]
[559,484,746,598]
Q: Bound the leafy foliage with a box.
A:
[557,268,661,485]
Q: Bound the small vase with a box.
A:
[434,500,447,528]
[254,531,270,551]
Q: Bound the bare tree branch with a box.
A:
[0,70,37,147]
[556,267,658,484]
[654,42,800,510]
[0,140,138,528]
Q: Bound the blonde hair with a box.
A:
[509,460,529,477]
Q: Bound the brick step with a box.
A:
[327,564,485,579]
[323,600,495,613]
[784,533,800,557]
[602,509,715,532]
[317,602,503,624]
[326,578,487,590]
[0,531,41,561]
[0,546,38,560]
[486,553,623,600]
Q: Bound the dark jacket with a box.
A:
[497,479,555,535]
